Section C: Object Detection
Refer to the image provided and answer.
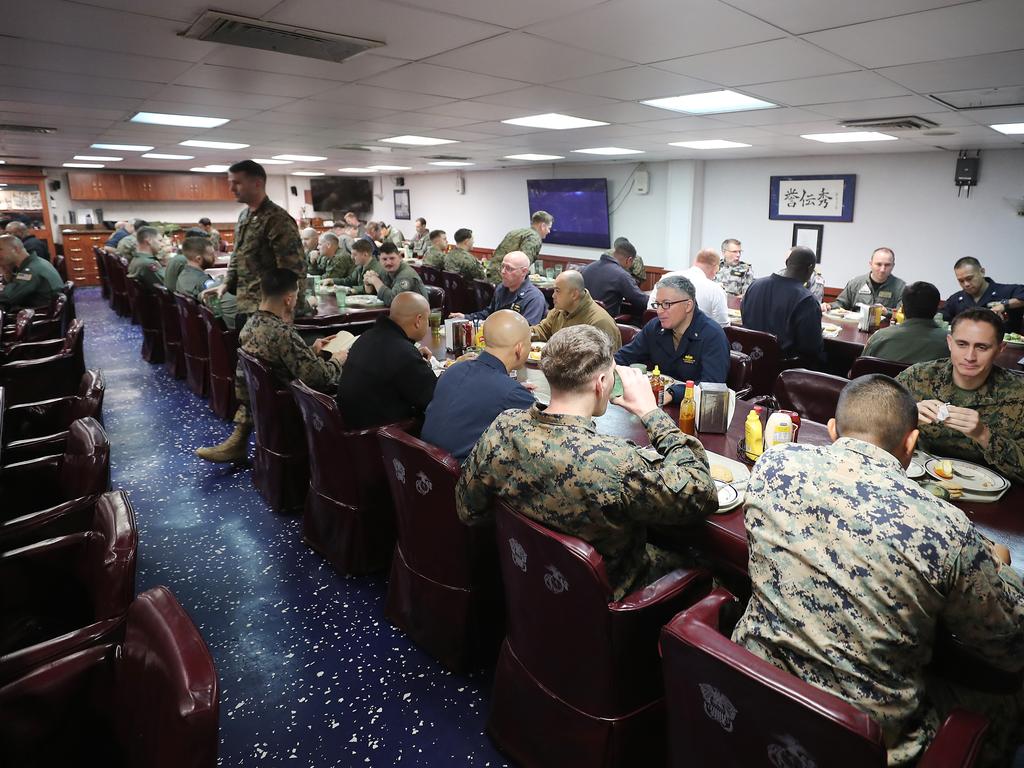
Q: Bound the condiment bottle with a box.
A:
[650,365,664,405]
[745,407,764,460]
[678,380,696,435]
[764,411,794,450]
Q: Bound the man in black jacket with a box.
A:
[5,221,50,262]
[337,291,436,429]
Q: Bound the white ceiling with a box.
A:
[0,0,1021,175]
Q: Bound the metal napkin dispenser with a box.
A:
[696,383,730,434]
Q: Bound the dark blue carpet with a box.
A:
[77,287,509,767]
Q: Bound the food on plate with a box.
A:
[1005,332,1024,343]
[938,479,963,499]
[528,342,545,362]
[821,323,841,334]
[924,483,950,501]
[710,465,734,483]
[934,460,954,479]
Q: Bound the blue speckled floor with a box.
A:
[77,288,508,767]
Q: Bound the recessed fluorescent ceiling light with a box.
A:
[571,147,644,155]
[504,153,564,161]
[131,111,229,128]
[91,143,153,151]
[801,131,897,143]
[180,140,250,149]
[429,161,474,167]
[272,154,327,161]
[668,139,752,149]
[369,165,411,171]
[381,135,458,146]
[251,158,293,165]
[64,162,104,168]
[501,113,608,130]
[74,155,122,161]
[991,123,1024,135]
[642,90,776,115]
[338,167,377,172]
[142,153,195,159]
[292,171,325,176]
[190,165,230,172]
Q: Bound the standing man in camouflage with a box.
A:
[422,229,447,268]
[197,159,307,463]
[443,228,484,280]
[363,242,428,305]
[715,238,754,296]
[410,217,430,256]
[897,307,1024,483]
[457,325,716,601]
[126,226,165,290]
[485,210,553,283]
[733,374,1024,767]
[0,233,64,309]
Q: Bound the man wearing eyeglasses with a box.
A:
[715,238,754,296]
[450,250,546,325]
[615,274,730,403]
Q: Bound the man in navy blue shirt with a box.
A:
[421,310,535,462]
[615,274,729,403]
[741,247,824,364]
[451,251,546,325]
[360,220,381,257]
[942,257,1024,333]
[581,239,649,318]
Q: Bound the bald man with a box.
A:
[336,291,437,429]
[452,251,546,325]
[531,269,622,351]
[0,233,64,309]
[5,221,50,262]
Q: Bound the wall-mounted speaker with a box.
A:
[290,185,298,196]
[454,175,465,195]
[395,176,405,187]
[634,170,649,195]
[49,180,61,191]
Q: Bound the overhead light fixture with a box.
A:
[292,171,325,176]
[272,154,327,161]
[381,135,458,146]
[73,154,123,161]
[429,161,474,167]
[180,139,250,149]
[142,153,195,159]
[190,165,231,172]
[338,167,378,172]
[251,158,294,164]
[369,165,411,171]
[668,139,752,149]
[990,123,1024,135]
[642,90,776,115]
[501,113,609,130]
[64,162,105,168]
[91,143,154,151]
[571,147,644,156]
[131,111,229,128]
[801,131,897,143]
[504,153,565,161]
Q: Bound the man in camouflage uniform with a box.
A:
[339,239,387,293]
[733,374,1024,767]
[308,232,353,281]
[126,226,165,290]
[114,218,147,262]
[363,242,428,305]
[380,222,404,248]
[410,217,430,257]
[897,307,1024,484]
[715,237,754,296]
[0,233,64,309]
[457,325,716,601]
[175,236,238,329]
[484,210,553,283]
[199,217,221,251]
[422,229,447,268]
[443,228,484,281]
[197,160,307,463]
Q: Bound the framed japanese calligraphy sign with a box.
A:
[769,174,856,222]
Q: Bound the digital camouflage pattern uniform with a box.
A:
[127,253,165,290]
[897,358,1024,484]
[319,251,355,282]
[715,258,754,296]
[485,226,543,283]
[372,262,428,306]
[443,246,485,281]
[0,253,64,309]
[239,310,342,394]
[629,253,646,285]
[457,405,716,601]
[422,245,446,269]
[733,438,1024,767]
[176,264,238,329]
[340,257,387,293]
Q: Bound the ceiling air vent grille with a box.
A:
[426,155,471,161]
[180,11,383,63]
[0,124,57,134]
[839,116,939,131]
[329,145,394,153]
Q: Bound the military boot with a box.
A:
[195,423,252,463]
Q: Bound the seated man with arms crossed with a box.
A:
[457,325,717,601]
[421,310,535,463]
[450,251,546,326]
[531,268,621,351]
[897,307,1024,484]
[862,281,949,364]
[733,374,1023,767]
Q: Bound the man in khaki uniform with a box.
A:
[485,210,553,283]
[422,229,447,268]
[363,242,428,305]
[443,228,484,281]
[531,269,621,351]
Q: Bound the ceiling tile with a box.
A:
[721,0,972,35]
[172,65,345,99]
[552,67,716,101]
[151,85,291,111]
[201,47,406,82]
[386,0,605,27]
[654,38,858,85]
[708,107,834,126]
[0,99,125,121]
[359,63,527,99]
[572,102,690,124]
[136,100,262,121]
[267,100,400,122]
[65,0,282,23]
[876,50,1024,94]
[0,85,142,113]
[744,71,910,105]
[808,95,946,119]
[312,83,454,111]
[384,112,482,129]
[475,86,618,111]
[0,37,196,83]
[418,101,522,121]
[627,115,738,132]
[956,105,1024,123]
[0,65,154,100]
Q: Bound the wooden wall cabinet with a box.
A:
[68,172,235,202]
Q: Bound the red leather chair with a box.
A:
[378,427,503,673]
[724,325,794,397]
[134,284,165,364]
[425,285,447,317]
[770,367,849,425]
[153,285,186,379]
[727,349,754,400]
[174,293,210,398]
[440,271,476,315]
[3,370,104,463]
[0,490,128,553]
[418,264,441,286]
[660,587,989,768]
[289,380,401,573]
[53,253,67,281]
[487,500,712,768]
[0,320,86,406]
[93,245,111,300]
[106,254,131,318]
[238,350,308,513]
[200,305,238,420]
[0,308,35,349]
[60,280,76,324]
[849,355,912,379]
[0,490,136,684]
[124,275,142,325]
[0,586,219,768]
[0,417,110,518]
[473,278,495,312]
[616,322,640,345]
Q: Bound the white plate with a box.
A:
[1005,339,1024,348]
[345,295,384,307]
[714,481,741,513]
[906,460,925,479]
[923,458,1008,493]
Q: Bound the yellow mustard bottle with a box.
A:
[745,408,763,460]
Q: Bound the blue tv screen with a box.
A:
[526,178,610,249]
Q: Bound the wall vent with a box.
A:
[839,116,939,131]
[0,124,57,134]
[329,144,394,153]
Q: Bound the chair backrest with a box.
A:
[173,293,209,355]
[440,271,475,314]
[661,587,887,768]
[93,246,108,278]
[114,586,220,768]
[472,279,495,312]
[199,305,236,366]
[53,253,67,281]
[848,355,911,379]
[13,308,35,343]
[727,350,753,397]
[62,319,86,380]
[724,325,783,396]
[61,281,76,323]
[419,264,441,286]
[0,324,85,405]
[59,416,111,500]
[135,283,163,331]
[238,350,305,453]
[153,285,182,345]
[425,285,446,315]
[616,322,639,345]
[289,379,360,508]
[124,272,141,309]
[773,368,848,424]
[70,369,105,422]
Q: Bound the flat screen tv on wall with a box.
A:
[526,178,610,249]
[310,176,373,219]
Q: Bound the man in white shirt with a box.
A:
[650,248,730,326]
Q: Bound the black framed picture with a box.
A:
[770,174,856,222]
[792,223,824,262]
[393,189,411,220]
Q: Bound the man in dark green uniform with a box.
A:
[484,210,553,283]
[340,239,387,293]
[443,228,484,280]
[363,242,428,305]
[0,233,64,309]
[380,222,405,248]
[311,232,354,281]
[175,236,238,329]
[126,226,165,290]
